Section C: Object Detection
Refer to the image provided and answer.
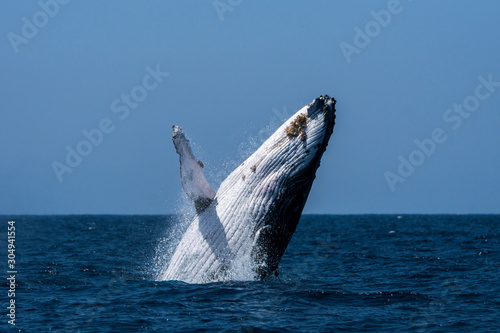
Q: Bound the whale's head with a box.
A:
[217,95,336,278]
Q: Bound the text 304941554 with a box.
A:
[7,220,16,326]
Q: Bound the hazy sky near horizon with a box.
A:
[1,1,499,214]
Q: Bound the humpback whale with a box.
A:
[160,95,336,283]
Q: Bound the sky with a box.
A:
[1,1,499,215]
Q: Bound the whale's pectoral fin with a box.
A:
[172,126,216,214]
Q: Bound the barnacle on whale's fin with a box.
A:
[172,126,216,214]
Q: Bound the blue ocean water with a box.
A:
[0,215,499,332]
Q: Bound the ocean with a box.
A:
[1,215,498,332]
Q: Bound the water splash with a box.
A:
[151,193,194,280]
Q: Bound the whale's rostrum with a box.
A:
[160,95,336,283]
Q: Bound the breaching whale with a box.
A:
[160,95,336,283]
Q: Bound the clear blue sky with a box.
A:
[1,1,499,214]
